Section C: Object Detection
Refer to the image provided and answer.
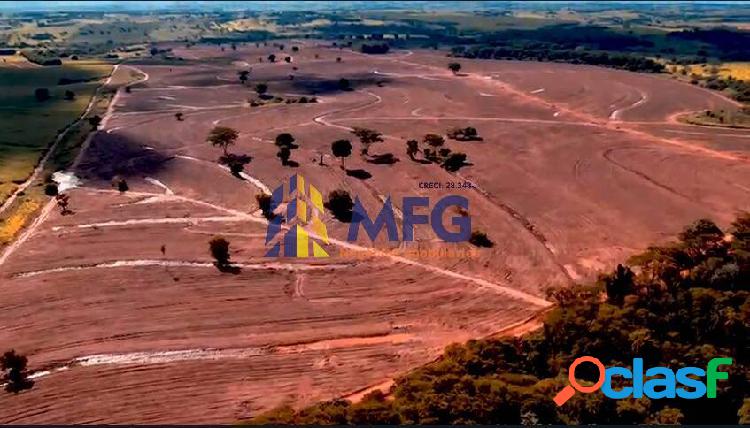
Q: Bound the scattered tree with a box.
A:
[44,183,58,196]
[331,139,353,169]
[336,57,342,63]
[442,152,468,172]
[325,189,354,222]
[448,62,462,74]
[351,127,383,156]
[447,126,482,141]
[292,46,299,52]
[238,69,250,85]
[209,236,231,269]
[284,56,291,63]
[1,350,34,394]
[274,133,296,148]
[175,112,184,121]
[267,53,276,63]
[406,139,419,159]
[256,193,274,219]
[116,178,129,193]
[255,82,268,97]
[64,90,75,100]
[423,133,445,148]
[207,126,239,156]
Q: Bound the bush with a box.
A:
[209,236,231,268]
[1,350,34,394]
[44,183,58,196]
[469,230,494,248]
[256,193,274,219]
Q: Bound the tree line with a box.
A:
[251,214,750,424]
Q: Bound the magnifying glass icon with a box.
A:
[553,356,606,406]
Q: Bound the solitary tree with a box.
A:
[406,139,419,159]
[238,70,250,85]
[267,53,276,63]
[255,82,268,97]
[209,236,231,269]
[351,127,383,156]
[284,56,292,63]
[175,112,184,121]
[64,90,75,100]
[325,189,354,222]
[207,126,239,156]
[448,62,462,74]
[116,178,129,193]
[292,46,299,52]
[1,350,34,393]
[469,231,493,248]
[331,139,353,169]
[336,57,342,63]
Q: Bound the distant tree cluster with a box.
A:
[361,43,390,54]
[253,214,750,424]
[453,44,665,73]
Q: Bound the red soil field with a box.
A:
[1,41,749,423]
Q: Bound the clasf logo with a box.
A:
[348,195,471,243]
[553,356,733,406]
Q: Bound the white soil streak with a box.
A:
[609,91,648,120]
[75,348,267,366]
[217,165,271,194]
[52,171,83,193]
[50,216,246,231]
[13,259,351,278]
[530,88,545,94]
[144,177,175,195]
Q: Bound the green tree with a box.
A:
[351,127,383,156]
[423,133,445,148]
[237,69,250,85]
[1,350,34,394]
[207,126,238,156]
[331,139,352,169]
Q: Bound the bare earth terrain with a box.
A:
[1,42,749,423]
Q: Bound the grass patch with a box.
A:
[0,62,112,203]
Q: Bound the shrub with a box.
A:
[469,231,494,248]
[209,236,231,268]
[44,183,58,196]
